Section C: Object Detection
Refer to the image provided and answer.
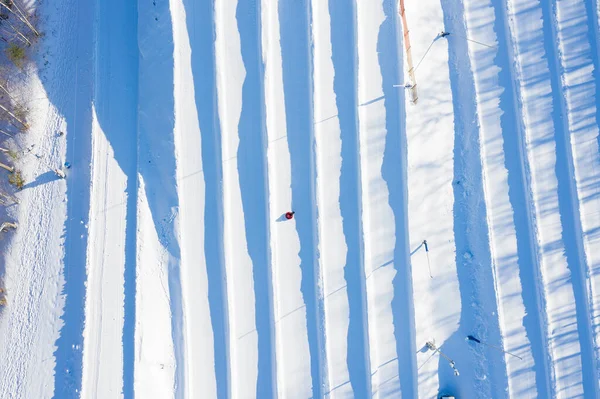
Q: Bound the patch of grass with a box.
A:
[7,150,17,161]
[8,170,23,189]
[6,44,25,68]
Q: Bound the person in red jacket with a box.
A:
[285,211,295,220]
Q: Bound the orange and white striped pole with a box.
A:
[398,0,418,104]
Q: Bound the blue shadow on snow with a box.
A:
[378,0,417,397]
[185,0,230,397]
[279,0,324,397]
[237,0,276,397]
[328,0,370,396]
[49,0,94,396]
[491,1,551,396]
[440,0,508,397]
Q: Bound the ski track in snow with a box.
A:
[216,0,258,397]
[311,0,352,396]
[463,0,553,397]
[553,0,600,391]
[3,0,600,397]
[329,0,370,397]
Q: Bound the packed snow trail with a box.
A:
[463,0,552,397]
[553,0,600,390]
[378,0,417,397]
[135,1,183,397]
[401,0,466,397]
[278,0,325,397]
[356,0,417,396]
[80,0,139,395]
[51,0,95,396]
[215,0,260,396]
[263,0,316,397]
[175,0,223,396]
[237,0,277,397]
[327,0,370,396]
[502,0,599,395]
[311,0,352,395]
[440,0,508,396]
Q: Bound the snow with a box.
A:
[1,0,600,397]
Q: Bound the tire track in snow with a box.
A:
[278,0,325,397]
[327,0,369,397]
[236,0,276,397]
[462,0,551,396]
[552,0,600,388]
[440,0,508,397]
[181,0,230,396]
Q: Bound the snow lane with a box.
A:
[81,0,139,394]
[173,0,221,396]
[134,177,176,399]
[327,0,371,397]
[311,0,351,396]
[554,0,600,390]
[463,0,551,397]
[236,0,277,397]
[136,1,184,396]
[262,5,315,398]
[378,1,417,397]
[505,0,590,395]
[278,0,325,398]
[441,0,509,396]
[81,114,127,398]
[402,0,462,396]
[51,0,95,395]
[356,0,409,396]
[215,0,259,396]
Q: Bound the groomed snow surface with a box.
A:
[0,0,599,397]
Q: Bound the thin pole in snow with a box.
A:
[466,335,523,360]
[447,32,496,49]
[426,340,460,376]
[423,240,433,278]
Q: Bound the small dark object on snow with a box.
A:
[423,240,429,252]
[440,31,450,38]
[285,211,295,220]
[467,335,481,343]
[64,161,71,169]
